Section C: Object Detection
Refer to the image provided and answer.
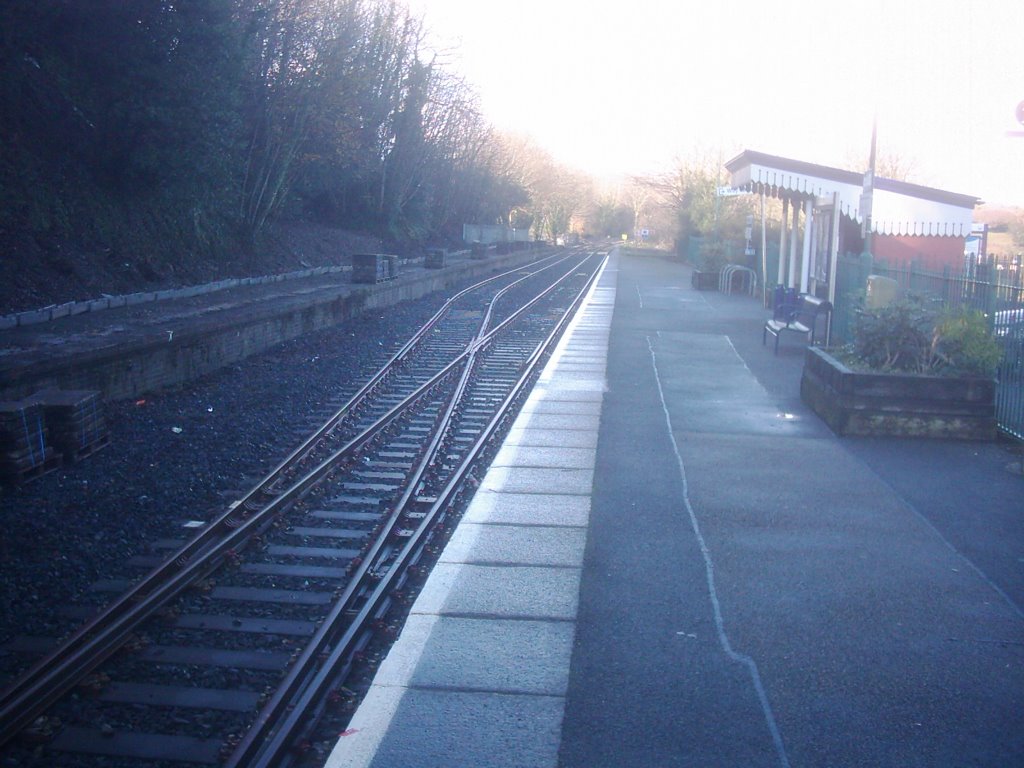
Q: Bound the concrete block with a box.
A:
[490,444,596,470]
[519,398,603,416]
[156,289,177,300]
[442,523,587,568]
[50,303,73,320]
[511,412,601,433]
[124,292,151,306]
[402,615,573,695]
[107,296,126,308]
[17,309,51,325]
[414,563,580,619]
[69,301,90,316]
[344,688,564,768]
[501,425,599,449]
[462,490,590,527]
[0,315,17,330]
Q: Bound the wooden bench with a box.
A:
[763,294,832,354]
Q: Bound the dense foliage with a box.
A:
[847,296,1001,377]
[0,0,531,274]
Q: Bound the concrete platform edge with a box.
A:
[324,253,617,768]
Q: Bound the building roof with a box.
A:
[724,150,980,237]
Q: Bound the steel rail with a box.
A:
[0,251,588,748]
[0,251,568,723]
[0,348,473,748]
[241,249,577,496]
[226,251,608,767]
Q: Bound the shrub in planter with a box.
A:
[842,296,1001,378]
[690,240,726,290]
[931,310,1003,377]
[698,240,729,273]
[801,296,1000,439]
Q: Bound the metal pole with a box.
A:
[778,197,789,287]
[861,117,877,258]
[789,200,800,290]
[801,198,813,294]
[760,186,768,306]
[827,192,841,345]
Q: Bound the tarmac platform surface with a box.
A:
[327,250,1023,768]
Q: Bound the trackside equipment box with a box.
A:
[352,254,399,283]
[424,248,447,269]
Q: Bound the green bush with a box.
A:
[698,240,729,272]
[847,295,1000,377]
[933,309,1002,376]
[851,296,937,372]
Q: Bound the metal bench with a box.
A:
[763,294,832,354]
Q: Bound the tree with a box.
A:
[590,195,634,239]
[844,147,918,182]
[415,71,524,239]
[0,0,591,294]
[236,0,369,242]
[651,154,721,239]
[493,134,592,242]
[647,151,758,262]
[0,1,246,267]
[1009,211,1024,251]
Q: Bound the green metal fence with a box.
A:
[686,235,780,285]
[998,326,1024,441]
[833,252,874,344]
[831,253,1024,439]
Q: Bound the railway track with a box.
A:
[0,247,608,767]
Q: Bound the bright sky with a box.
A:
[408,0,1023,205]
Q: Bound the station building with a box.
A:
[724,149,981,301]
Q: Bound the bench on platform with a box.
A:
[763,294,832,354]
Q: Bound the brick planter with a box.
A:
[800,347,996,439]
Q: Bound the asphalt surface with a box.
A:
[558,252,1023,767]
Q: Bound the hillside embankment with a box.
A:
[0,223,397,315]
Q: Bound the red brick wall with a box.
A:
[872,235,966,272]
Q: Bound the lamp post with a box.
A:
[860,118,878,259]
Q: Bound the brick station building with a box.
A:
[724,149,981,300]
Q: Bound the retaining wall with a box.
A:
[1,251,538,402]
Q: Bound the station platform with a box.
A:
[0,248,537,402]
[326,250,1024,767]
